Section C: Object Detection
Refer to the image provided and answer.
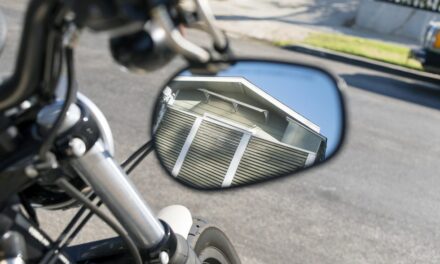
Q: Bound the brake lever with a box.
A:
[194,0,228,52]
[152,5,210,63]
[152,0,231,66]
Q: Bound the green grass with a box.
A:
[275,33,423,71]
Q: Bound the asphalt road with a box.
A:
[2,2,440,264]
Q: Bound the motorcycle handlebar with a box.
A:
[71,141,165,248]
[0,0,60,111]
[0,0,177,112]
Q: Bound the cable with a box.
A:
[55,178,143,264]
[126,142,154,174]
[120,140,153,168]
[19,194,39,226]
[50,140,154,256]
[39,195,98,264]
[38,47,77,160]
[59,199,101,247]
[54,193,97,247]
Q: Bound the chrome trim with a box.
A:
[151,6,210,63]
[77,93,115,156]
[71,141,164,248]
[36,102,81,135]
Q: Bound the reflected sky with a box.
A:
[181,62,343,156]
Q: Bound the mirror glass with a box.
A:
[152,61,344,189]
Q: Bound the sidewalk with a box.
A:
[211,0,419,47]
[209,0,440,84]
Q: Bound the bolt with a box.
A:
[25,165,38,178]
[69,138,86,157]
[20,100,32,110]
[159,251,169,264]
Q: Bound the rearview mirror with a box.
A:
[152,60,345,189]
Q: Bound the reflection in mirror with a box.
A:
[153,61,344,189]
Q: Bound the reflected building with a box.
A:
[154,76,327,188]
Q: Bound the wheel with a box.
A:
[187,218,241,264]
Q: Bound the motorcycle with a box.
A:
[0,0,346,263]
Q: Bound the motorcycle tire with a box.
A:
[187,218,241,264]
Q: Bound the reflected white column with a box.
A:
[221,133,251,187]
[172,116,203,177]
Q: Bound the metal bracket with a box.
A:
[194,0,228,51]
[152,6,210,63]
[151,0,230,64]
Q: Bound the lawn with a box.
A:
[275,32,423,71]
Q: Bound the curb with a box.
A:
[284,45,440,86]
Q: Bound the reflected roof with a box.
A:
[172,76,321,133]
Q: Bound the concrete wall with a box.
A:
[355,0,440,43]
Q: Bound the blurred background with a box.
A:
[212,0,440,73]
